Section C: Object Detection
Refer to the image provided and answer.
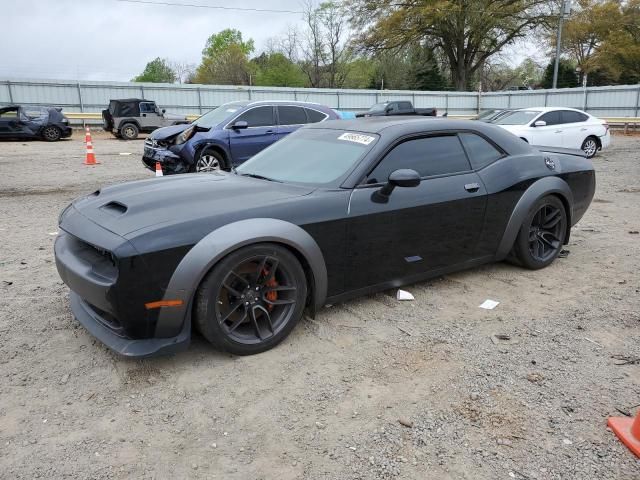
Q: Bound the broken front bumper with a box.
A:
[142,144,190,174]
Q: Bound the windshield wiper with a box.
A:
[237,172,281,183]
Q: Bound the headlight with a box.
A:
[174,126,195,145]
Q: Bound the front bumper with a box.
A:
[60,126,73,138]
[600,132,611,149]
[69,292,190,357]
[54,228,191,358]
[142,144,190,174]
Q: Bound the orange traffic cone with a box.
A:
[608,410,640,457]
[155,161,163,177]
[83,126,100,165]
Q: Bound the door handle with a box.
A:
[265,129,274,134]
[580,127,588,131]
[554,130,562,133]
[464,183,480,193]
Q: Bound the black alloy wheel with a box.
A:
[195,244,307,355]
[514,195,567,270]
[42,125,61,141]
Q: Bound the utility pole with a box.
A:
[552,0,572,89]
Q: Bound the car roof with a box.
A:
[514,106,588,114]
[304,116,533,155]
[111,98,151,103]
[246,100,329,108]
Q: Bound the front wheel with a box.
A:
[513,195,567,270]
[195,243,308,355]
[193,149,226,173]
[581,136,598,158]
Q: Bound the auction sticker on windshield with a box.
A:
[337,132,376,145]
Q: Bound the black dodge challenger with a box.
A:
[54,117,595,357]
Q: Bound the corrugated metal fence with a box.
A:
[2,78,640,122]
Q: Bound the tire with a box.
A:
[195,243,308,355]
[120,123,139,140]
[513,195,567,270]
[192,148,226,173]
[581,136,598,158]
[41,125,61,142]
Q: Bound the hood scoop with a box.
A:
[100,201,128,216]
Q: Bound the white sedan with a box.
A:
[493,107,610,158]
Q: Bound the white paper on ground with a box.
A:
[479,299,500,309]
[397,289,415,301]
[119,152,133,156]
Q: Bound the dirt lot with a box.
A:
[0,130,639,479]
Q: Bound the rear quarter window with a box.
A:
[459,133,504,169]
[305,108,328,123]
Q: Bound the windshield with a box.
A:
[477,109,499,120]
[235,128,378,185]
[368,102,388,113]
[495,110,540,125]
[193,101,248,128]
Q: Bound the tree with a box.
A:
[300,1,352,88]
[406,45,448,91]
[347,0,553,90]
[480,57,543,91]
[251,53,306,87]
[169,61,196,84]
[195,29,255,85]
[541,58,579,88]
[133,57,176,83]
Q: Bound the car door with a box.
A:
[345,134,487,291]
[138,102,161,130]
[529,110,564,147]
[559,110,590,149]
[0,107,30,138]
[228,106,277,164]
[275,105,308,140]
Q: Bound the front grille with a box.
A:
[67,235,118,283]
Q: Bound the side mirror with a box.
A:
[162,109,166,114]
[385,105,393,113]
[232,120,248,130]
[379,169,421,196]
[533,120,547,127]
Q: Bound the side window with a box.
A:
[277,106,307,125]
[561,110,588,123]
[0,109,18,118]
[398,101,412,110]
[235,106,275,127]
[140,102,156,114]
[305,108,328,123]
[386,103,397,113]
[367,135,471,184]
[537,111,561,126]
[459,132,503,169]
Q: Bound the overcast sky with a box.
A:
[1,0,542,83]
[1,0,307,81]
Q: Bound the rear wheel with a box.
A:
[195,244,307,355]
[514,195,567,270]
[120,123,139,140]
[581,136,598,158]
[42,125,61,141]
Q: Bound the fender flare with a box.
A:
[154,218,328,337]
[495,176,573,260]
[117,118,140,130]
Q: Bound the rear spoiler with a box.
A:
[533,145,586,158]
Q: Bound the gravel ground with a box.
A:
[0,130,639,479]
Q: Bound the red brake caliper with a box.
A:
[262,269,278,311]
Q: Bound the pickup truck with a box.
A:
[356,101,438,118]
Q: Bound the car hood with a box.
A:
[163,112,188,121]
[150,123,192,140]
[67,173,314,238]
[496,124,527,133]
